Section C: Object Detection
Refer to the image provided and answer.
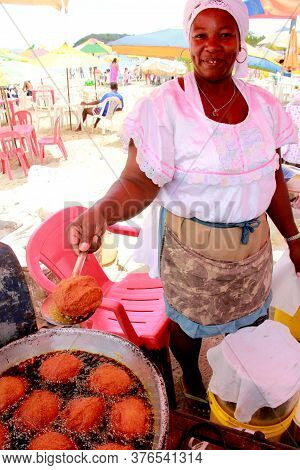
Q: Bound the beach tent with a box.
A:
[244,0,300,19]
[1,0,68,10]
[109,29,190,60]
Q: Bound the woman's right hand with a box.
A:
[68,205,107,255]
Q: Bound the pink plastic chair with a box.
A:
[14,110,33,125]
[38,116,68,163]
[0,131,30,179]
[26,206,175,406]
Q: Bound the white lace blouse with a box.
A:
[122,72,297,277]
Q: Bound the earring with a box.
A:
[236,47,248,64]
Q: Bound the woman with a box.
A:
[69,0,300,402]
[110,58,119,85]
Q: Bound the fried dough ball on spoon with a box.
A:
[52,276,102,319]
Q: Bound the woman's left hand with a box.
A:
[288,238,300,277]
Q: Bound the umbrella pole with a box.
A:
[66,68,72,130]
[1,86,13,130]
[94,67,97,99]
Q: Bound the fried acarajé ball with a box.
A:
[94,442,133,450]
[0,376,27,412]
[28,431,77,450]
[52,276,103,318]
[0,422,9,450]
[110,397,151,438]
[14,390,60,432]
[61,397,105,434]
[88,364,132,396]
[39,353,82,384]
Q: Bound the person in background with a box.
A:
[69,0,300,403]
[110,58,119,84]
[124,68,129,86]
[75,82,124,131]
[22,80,33,96]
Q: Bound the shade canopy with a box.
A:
[244,0,300,19]
[33,43,99,69]
[109,29,190,59]
[1,0,68,10]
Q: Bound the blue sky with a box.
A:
[0,0,294,50]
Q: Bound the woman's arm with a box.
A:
[267,153,300,275]
[68,140,160,254]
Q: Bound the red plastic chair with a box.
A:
[26,206,175,405]
[38,116,68,163]
[14,110,33,125]
[0,131,30,179]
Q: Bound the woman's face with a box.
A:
[190,9,240,82]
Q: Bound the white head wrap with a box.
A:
[183,0,249,78]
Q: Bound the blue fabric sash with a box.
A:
[190,217,261,245]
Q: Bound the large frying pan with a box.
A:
[0,328,169,449]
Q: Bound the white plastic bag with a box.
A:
[270,250,300,316]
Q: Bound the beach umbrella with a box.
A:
[97,54,119,63]
[21,46,48,60]
[247,44,282,72]
[283,28,299,71]
[80,39,112,55]
[35,43,99,69]
[109,29,190,60]
[244,0,300,19]
[0,49,30,63]
[140,58,187,77]
[258,28,300,52]
[1,0,68,10]
[33,43,99,129]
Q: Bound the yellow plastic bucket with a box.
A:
[274,308,300,341]
[209,392,296,442]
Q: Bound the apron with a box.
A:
[159,209,273,328]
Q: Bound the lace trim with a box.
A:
[136,157,170,187]
[178,155,280,186]
[122,127,174,187]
